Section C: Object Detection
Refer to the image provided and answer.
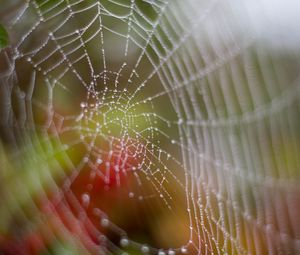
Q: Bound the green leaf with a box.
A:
[0,24,9,49]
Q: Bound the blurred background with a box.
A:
[0,0,300,254]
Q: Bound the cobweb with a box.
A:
[1,0,300,254]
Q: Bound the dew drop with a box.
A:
[101,218,109,228]
[98,234,106,243]
[168,250,175,255]
[141,245,150,254]
[81,193,90,207]
[120,237,129,247]
[180,247,188,254]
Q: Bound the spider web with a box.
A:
[1,0,300,254]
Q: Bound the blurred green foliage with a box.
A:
[0,24,8,49]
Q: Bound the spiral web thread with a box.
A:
[1,0,300,254]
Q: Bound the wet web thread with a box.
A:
[1,0,300,254]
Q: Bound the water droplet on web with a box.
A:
[62,144,69,150]
[180,247,188,254]
[141,245,150,254]
[158,250,166,255]
[81,193,90,207]
[120,237,129,247]
[128,192,134,198]
[101,218,109,228]
[168,250,175,255]
[98,234,106,243]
